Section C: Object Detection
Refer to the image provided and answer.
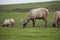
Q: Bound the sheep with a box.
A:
[52,11,60,28]
[10,18,15,25]
[2,18,15,27]
[21,8,48,28]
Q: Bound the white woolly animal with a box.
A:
[2,18,15,27]
[21,8,48,28]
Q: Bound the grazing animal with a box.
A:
[21,8,48,28]
[2,18,15,27]
[52,11,60,28]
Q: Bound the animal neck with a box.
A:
[25,17,30,23]
[54,16,58,23]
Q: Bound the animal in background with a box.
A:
[52,11,60,28]
[2,18,15,27]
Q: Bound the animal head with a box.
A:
[10,18,14,22]
[20,17,27,28]
[22,20,28,28]
[52,22,56,28]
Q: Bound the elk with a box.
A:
[52,11,60,28]
[2,18,15,27]
[21,8,48,28]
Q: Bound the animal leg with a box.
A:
[6,25,9,27]
[57,20,58,28]
[2,24,5,27]
[43,18,48,28]
[32,19,36,28]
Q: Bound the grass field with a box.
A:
[0,28,60,40]
[0,12,55,28]
[0,1,60,40]
[0,12,60,40]
[0,1,60,9]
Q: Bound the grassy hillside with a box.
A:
[0,1,60,40]
[0,1,60,12]
[0,11,60,40]
[0,1,60,10]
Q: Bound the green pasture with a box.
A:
[0,1,60,40]
[0,28,60,40]
[0,12,60,40]
[0,12,55,28]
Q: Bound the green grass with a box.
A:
[0,28,60,40]
[0,11,60,40]
[0,1,60,39]
[0,12,27,28]
[0,12,55,28]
